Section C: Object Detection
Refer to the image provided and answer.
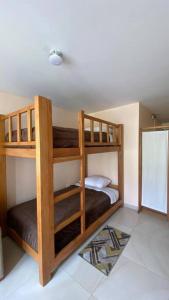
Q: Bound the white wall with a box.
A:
[0,92,79,208]
[89,103,140,209]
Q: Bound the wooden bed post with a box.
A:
[78,111,86,233]
[118,124,124,205]
[0,115,7,235]
[35,96,55,286]
[85,154,88,177]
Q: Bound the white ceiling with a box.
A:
[0,0,169,120]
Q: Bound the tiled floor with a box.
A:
[1,207,169,300]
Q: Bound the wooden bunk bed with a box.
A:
[0,96,124,286]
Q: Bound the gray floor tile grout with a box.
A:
[122,251,169,283]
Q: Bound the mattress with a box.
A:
[7,186,118,253]
[6,126,108,147]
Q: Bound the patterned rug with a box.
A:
[79,226,130,276]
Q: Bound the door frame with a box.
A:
[138,127,169,219]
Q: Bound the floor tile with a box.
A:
[107,207,139,233]
[0,254,38,300]
[138,210,168,226]
[123,215,169,280]
[1,238,90,300]
[62,254,105,293]
[2,208,169,300]
[93,256,169,300]
[4,268,90,300]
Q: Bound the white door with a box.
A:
[142,131,168,213]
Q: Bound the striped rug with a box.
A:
[79,226,130,276]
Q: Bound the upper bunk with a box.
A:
[0,96,123,161]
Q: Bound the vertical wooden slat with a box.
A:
[8,116,12,142]
[90,120,94,143]
[0,115,7,235]
[111,126,116,144]
[115,126,119,144]
[106,124,109,143]
[110,126,114,143]
[99,122,102,143]
[115,126,118,144]
[35,96,54,286]
[27,109,32,142]
[17,113,21,142]
[85,154,88,177]
[78,111,85,234]
[118,125,124,204]
[117,125,122,145]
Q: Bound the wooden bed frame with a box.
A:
[0,96,124,286]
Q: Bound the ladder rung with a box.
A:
[54,187,81,204]
[54,211,82,233]
[53,155,82,164]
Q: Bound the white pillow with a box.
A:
[85,175,111,189]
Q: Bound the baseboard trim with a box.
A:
[124,203,138,211]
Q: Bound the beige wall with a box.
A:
[0,92,79,208]
[89,103,140,208]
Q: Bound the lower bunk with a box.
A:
[6,186,122,281]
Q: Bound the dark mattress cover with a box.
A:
[6,126,108,148]
[7,186,112,253]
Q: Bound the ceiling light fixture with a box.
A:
[49,49,63,65]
